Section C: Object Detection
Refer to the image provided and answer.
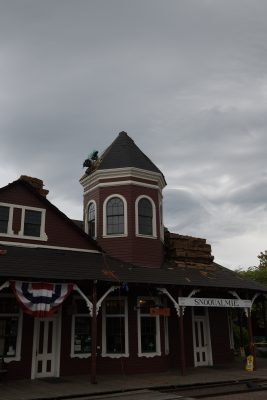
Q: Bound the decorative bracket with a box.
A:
[96,286,120,314]
[0,281,10,292]
[157,288,180,316]
[73,284,93,316]
[228,290,241,300]
[180,288,201,314]
[73,285,120,316]
[251,293,260,306]
[228,290,254,317]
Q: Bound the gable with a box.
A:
[0,180,99,252]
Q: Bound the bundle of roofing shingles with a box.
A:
[165,232,215,270]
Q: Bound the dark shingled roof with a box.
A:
[0,245,266,293]
[98,131,165,178]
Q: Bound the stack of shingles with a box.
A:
[165,231,215,271]
[19,175,49,197]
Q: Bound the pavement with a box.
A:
[1,358,267,400]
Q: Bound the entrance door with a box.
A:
[31,313,61,379]
[192,308,212,367]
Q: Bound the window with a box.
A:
[0,296,22,362]
[0,206,9,234]
[135,196,156,237]
[23,210,42,237]
[102,298,128,357]
[106,197,124,235]
[138,198,153,235]
[0,203,47,241]
[71,298,91,358]
[137,298,161,357]
[87,202,96,239]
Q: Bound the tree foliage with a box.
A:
[237,250,267,286]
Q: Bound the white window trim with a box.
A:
[85,200,97,239]
[70,313,91,359]
[135,195,157,238]
[102,296,129,358]
[163,298,169,355]
[102,194,128,237]
[159,195,164,242]
[0,204,13,235]
[227,310,235,350]
[0,203,47,241]
[137,297,161,358]
[0,294,23,363]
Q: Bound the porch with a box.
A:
[1,357,267,400]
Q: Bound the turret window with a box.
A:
[135,196,157,238]
[87,202,96,239]
[138,198,153,235]
[106,197,124,235]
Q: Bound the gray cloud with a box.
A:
[1,0,267,268]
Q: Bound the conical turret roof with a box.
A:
[98,131,165,178]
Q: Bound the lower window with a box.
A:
[137,298,161,357]
[102,297,128,357]
[71,298,91,358]
[0,296,22,361]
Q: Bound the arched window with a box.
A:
[88,202,96,238]
[106,197,124,235]
[138,198,153,235]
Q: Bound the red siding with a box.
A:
[0,183,97,251]
[84,185,164,267]
[209,308,234,364]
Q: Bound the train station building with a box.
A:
[0,131,266,381]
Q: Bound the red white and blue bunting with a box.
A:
[10,281,73,317]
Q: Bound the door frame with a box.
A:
[31,309,62,379]
[192,308,213,367]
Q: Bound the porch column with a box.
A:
[238,309,244,349]
[262,299,267,339]
[91,280,97,384]
[247,307,256,368]
[178,288,186,376]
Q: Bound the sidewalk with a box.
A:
[1,358,267,400]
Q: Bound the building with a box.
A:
[0,131,266,381]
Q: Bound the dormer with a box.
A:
[80,131,166,267]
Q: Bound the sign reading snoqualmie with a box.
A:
[178,297,252,308]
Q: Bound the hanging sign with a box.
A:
[11,281,73,317]
[178,297,252,308]
[150,307,170,316]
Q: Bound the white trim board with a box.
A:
[0,241,100,253]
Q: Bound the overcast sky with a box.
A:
[1,0,267,269]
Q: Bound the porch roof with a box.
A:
[0,245,266,292]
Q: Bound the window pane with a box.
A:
[24,210,41,237]
[139,299,156,314]
[88,203,96,238]
[106,197,124,235]
[107,198,124,216]
[138,199,152,235]
[74,317,91,354]
[0,298,19,314]
[105,299,124,315]
[106,317,125,353]
[141,317,156,353]
[75,299,89,314]
[0,317,18,357]
[0,206,9,234]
